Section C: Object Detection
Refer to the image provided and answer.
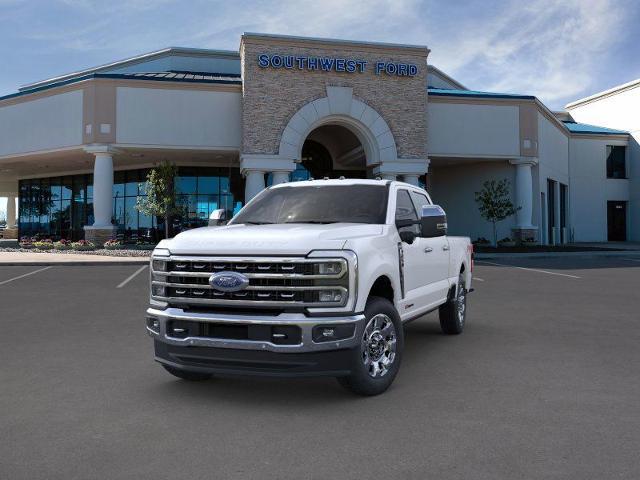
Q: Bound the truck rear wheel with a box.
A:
[337,296,404,396]
[439,273,467,335]
[162,364,212,381]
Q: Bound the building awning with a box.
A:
[427,87,535,100]
[561,121,628,135]
[0,71,242,103]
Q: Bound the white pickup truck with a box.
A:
[146,179,473,395]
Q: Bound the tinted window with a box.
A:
[409,191,432,237]
[409,191,430,213]
[606,145,626,179]
[231,184,388,225]
[395,190,419,234]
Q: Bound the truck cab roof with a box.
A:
[269,178,421,190]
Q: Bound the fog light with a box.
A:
[317,262,342,275]
[152,284,166,297]
[152,259,168,272]
[312,324,356,343]
[318,290,343,303]
[146,317,160,333]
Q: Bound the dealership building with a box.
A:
[0,33,637,244]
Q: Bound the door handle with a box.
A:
[442,244,450,251]
[424,247,433,253]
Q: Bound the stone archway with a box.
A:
[240,85,429,200]
[278,86,398,167]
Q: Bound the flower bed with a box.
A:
[5,236,156,257]
[54,239,73,250]
[104,239,123,250]
[0,246,151,257]
[71,240,96,251]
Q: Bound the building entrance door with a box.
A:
[607,201,627,241]
[300,124,368,179]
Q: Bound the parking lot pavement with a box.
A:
[1,258,639,480]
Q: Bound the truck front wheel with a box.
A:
[337,296,404,396]
[439,273,467,335]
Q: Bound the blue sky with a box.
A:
[1,0,640,216]
[1,0,639,109]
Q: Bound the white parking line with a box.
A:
[0,266,52,286]
[473,277,485,282]
[117,265,148,289]
[477,260,581,279]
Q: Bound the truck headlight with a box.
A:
[152,259,168,272]
[316,262,343,275]
[318,289,344,303]
[152,284,166,297]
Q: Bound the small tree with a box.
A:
[474,179,519,246]
[136,161,181,239]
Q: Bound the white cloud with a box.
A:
[426,0,628,107]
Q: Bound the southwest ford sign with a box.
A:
[257,54,418,77]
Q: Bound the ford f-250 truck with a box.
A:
[146,179,473,395]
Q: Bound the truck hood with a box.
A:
[165,223,384,256]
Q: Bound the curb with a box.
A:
[475,251,640,260]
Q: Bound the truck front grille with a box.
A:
[151,256,349,309]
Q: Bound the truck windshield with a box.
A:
[230,184,388,225]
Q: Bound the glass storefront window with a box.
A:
[18,166,244,241]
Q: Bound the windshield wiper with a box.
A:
[243,221,275,225]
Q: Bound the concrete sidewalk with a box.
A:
[0,251,149,266]
[476,250,640,260]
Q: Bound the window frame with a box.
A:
[394,189,420,235]
[606,145,627,179]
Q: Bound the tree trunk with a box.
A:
[164,214,170,239]
[492,221,498,247]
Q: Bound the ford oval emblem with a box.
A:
[209,271,250,292]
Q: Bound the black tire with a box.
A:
[439,273,467,335]
[337,296,404,396]
[162,364,212,381]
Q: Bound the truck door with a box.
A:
[409,190,451,304]
[395,189,446,315]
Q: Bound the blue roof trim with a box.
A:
[428,87,535,100]
[562,121,628,135]
[0,72,242,102]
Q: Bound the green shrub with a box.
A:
[71,240,96,251]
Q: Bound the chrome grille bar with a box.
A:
[151,255,349,308]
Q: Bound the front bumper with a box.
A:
[147,307,365,376]
[146,307,365,353]
[154,341,356,377]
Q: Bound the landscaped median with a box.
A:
[0,238,152,265]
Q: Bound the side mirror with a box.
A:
[399,230,416,244]
[208,209,227,227]
[421,205,447,238]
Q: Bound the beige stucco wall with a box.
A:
[116,86,242,148]
[240,35,428,160]
[0,90,83,157]
[427,101,520,157]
